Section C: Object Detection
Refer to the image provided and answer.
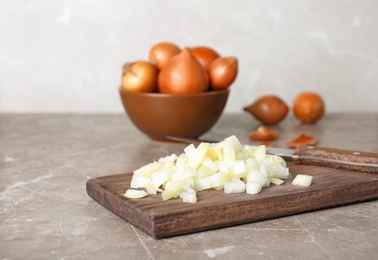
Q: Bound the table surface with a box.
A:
[1,112,377,259]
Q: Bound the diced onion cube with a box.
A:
[124,189,148,199]
[292,174,313,187]
[270,177,285,185]
[162,182,185,201]
[246,181,263,194]
[181,192,197,203]
[130,175,150,189]
[186,142,209,170]
[181,187,197,203]
[224,180,246,194]
[134,161,161,177]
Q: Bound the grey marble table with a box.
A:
[1,112,377,259]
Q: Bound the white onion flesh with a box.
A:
[126,135,291,202]
[246,182,263,194]
[270,177,285,185]
[224,180,246,194]
[292,174,313,187]
[124,189,148,199]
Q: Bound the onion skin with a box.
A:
[149,42,181,70]
[209,57,238,90]
[158,48,209,94]
[287,133,317,148]
[249,125,278,141]
[190,46,220,71]
[121,61,158,93]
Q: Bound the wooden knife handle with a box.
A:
[293,146,378,174]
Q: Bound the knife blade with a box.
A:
[165,136,378,174]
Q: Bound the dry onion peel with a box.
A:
[288,133,317,148]
[249,125,278,141]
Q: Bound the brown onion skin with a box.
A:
[244,95,289,124]
[121,61,158,93]
[209,57,238,90]
[249,125,278,141]
[158,48,209,94]
[149,42,181,70]
[190,46,220,71]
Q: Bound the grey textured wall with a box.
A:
[1,0,377,113]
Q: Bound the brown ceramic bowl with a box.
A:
[119,88,229,141]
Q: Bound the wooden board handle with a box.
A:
[293,146,378,174]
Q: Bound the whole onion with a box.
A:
[121,61,158,93]
[209,57,238,90]
[158,48,209,94]
[190,46,220,71]
[149,42,181,70]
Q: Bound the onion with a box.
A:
[180,186,197,203]
[292,174,313,187]
[249,125,279,141]
[190,46,220,71]
[121,61,158,92]
[149,42,181,70]
[158,48,209,94]
[127,135,291,203]
[209,57,238,90]
[270,177,285,185]
[224,180,246,194]
[162,181,185,201]
[246,182,263,194]
[124,189,148,199]
[244,95,289,125]
[130,175,150,188]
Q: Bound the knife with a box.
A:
[165,136,378,174]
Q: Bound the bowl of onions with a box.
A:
[119,42,238,141]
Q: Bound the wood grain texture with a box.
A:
[86,163,378,239]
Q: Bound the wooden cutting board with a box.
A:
[86,163,378,239]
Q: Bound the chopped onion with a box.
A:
[185,142,209,169]
[292,174,313,187]
[134,161,161,177]
[270,177,285,185]
[224,180,246,194]
[246,182,263,194]
[127,135,291,203]
[150,169,170,189]
[124,189,148,199]
[130,175,150,189]
[181,192,197,203]
[180,185,197,203]
[162,181,185,201]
